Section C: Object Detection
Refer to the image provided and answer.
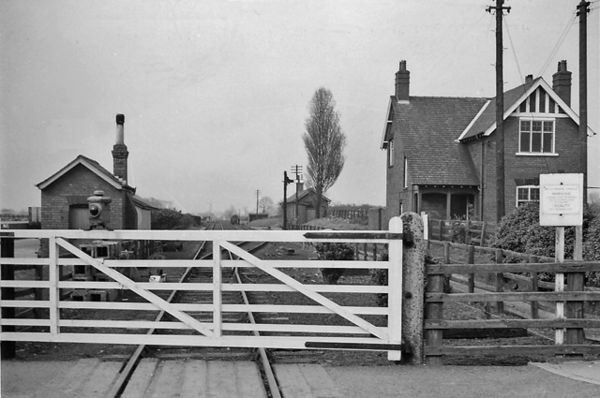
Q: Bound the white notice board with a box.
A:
[539,173,583,226]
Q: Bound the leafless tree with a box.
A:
[303,88,346,218]
[259,196,274,214]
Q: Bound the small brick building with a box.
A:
[37,114,153,230]
[283,182,330,225]
[381,60,590,222]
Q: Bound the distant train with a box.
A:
[230,214,240,225]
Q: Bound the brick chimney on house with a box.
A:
[552,60,572,106]
[112,114,128,183]
[395,60,410,102]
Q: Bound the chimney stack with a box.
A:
[112,114,129,183]
[395,60,410,102]
[552,60,572,106]
[525,74,533,84]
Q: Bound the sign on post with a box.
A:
[539,173,583,227]
[539,173,583,345]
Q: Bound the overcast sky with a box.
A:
[1,0,599,214]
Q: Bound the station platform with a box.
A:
[2,358,600,397]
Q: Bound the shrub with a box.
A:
[151,209,201,230]
[493,202,600,286]
[316,243,355,284]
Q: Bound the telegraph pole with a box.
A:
[487,0,510,222]
[577,0,590,203]
[291,165,303,225]
[256,189,260,215]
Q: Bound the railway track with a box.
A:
[107,222,281,398]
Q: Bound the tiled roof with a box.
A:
[459,78,539,141]
[391,96,488,186]
[36,154,134,191]
[285,188,331,204]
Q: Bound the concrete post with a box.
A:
[400,212,426,364]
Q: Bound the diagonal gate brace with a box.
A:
[220,241,387,340]
[56,238,213,337]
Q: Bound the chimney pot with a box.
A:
[395,60,410,102]
[112,113,129,182]
[552,60,572,106]
[525,74,533,83]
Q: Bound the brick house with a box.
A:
[381,60,590,222]
[283,182,330,225]
[37,114,153,230]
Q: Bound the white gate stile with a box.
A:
[0,218,404,360]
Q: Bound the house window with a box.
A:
[387,140,394,167]
[403,157,408,188]
[516,185,540,207]
[519,119,555,154]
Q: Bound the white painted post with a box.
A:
[387,216,403,361]
[49,236,59,335]
[420,212,429,240]
[555,227,565,344]
[212,240,222,337]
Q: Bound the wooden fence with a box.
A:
[425,238,600,363]
[427,219,496,247]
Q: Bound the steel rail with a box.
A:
[227,240,282,398]
[107,223,216,398]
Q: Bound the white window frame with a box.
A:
[517,117,556,155]
[516,185,540,207]
[403,156,408,188]
[388,140,394,167]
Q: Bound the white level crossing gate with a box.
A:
[0,218,404,360]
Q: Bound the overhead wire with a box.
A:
[503,16,525,85]
[537,12,577,77]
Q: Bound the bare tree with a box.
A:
[259,196,274,214]
[303,88,346,218]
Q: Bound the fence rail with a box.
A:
[425,237,600,363]
[427,219,497,247]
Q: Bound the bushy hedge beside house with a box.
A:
[151,209,201,230]
[493,202,600,286]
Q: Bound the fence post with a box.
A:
[494,249,504,314]
[529,255,539,319]
[465,220,471,244]
[566,225,584,345]
[467,245,475,293]
[480,222,487,247]
[395,213,426,364]
[425,270,444,365]
[387,217,403,361]
[443,242,451,293]
[555,227,566,344]
[1,232,16,359]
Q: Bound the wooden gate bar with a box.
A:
[219,241,388,340]
[212,240,222,337]
[387,217,403,361]
[0,232,15,359]
[49,237,59,335]
[56,238,214,337]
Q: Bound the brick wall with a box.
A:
[40,164,131,230]
[467,115,582,221]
